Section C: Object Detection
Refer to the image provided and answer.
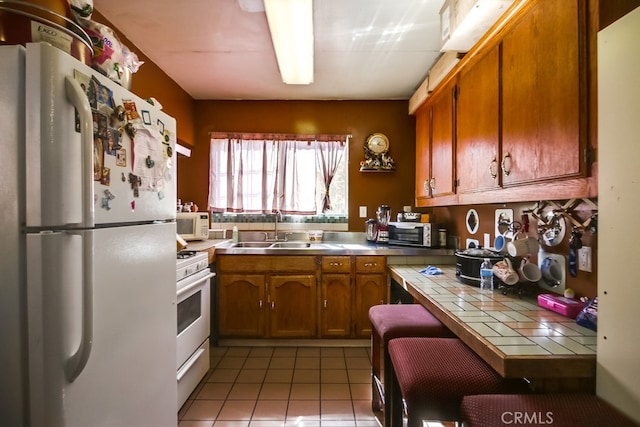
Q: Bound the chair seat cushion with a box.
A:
[388,337,511,402]
[368,304,451,341]
[461,394,638,427]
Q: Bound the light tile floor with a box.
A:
[179,345,380,427]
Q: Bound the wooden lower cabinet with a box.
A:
[269,274,316,338]
[354,256,387,337]
[354,274,387,337]
[218,274,266,337]
[320,273,352,337]
[319,255,387,338]
[217,254,387,339]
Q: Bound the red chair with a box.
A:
[368,304,454,426]
[388,337,527,427]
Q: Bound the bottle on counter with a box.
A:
[480,258,494,292]
[232,226,239,243]
[438,228,447,248]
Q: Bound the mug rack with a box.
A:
[525,198,599,234]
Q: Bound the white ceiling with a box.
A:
[93,0,446,100]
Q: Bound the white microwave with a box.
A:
[176,212,209,241]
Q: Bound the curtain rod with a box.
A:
[209,132,352,142]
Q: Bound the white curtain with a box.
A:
[209,135,318,214]
[316,140,346,212]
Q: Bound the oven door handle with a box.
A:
[177,272,215,298]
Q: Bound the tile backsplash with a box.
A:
[209,212,348,235]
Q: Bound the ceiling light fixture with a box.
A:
[264,0,314,85]
[440,0,514,52]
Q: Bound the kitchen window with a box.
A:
[208,133,348,216]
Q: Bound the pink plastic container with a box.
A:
[537,294,584,319]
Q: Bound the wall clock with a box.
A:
[360,133,395,171]
[366,133,389,155]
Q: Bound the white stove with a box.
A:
[176,250,209,284]
[175,249,213,409]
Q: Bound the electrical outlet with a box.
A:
[359,206,367,218]
[578,246,592,272]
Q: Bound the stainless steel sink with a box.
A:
[269,242,311,248]
[232,242,274,248]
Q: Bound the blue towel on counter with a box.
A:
[419,265,442,275]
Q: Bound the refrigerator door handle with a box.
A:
[64,76,95,228]
[65,231,94,382]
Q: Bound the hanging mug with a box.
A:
[492,258,519,286]
[518,258,542,283]
[507,231,540,257]
[494,234,510,253]
[541,257,563,287]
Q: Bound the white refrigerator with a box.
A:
[1,42,178,427]
[597,6,640,424]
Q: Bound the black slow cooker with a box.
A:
[455,248,504,287]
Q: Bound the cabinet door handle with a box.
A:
[259,300,263,308]
[489,156,498,179]
[271,301,275,310]
[364,262,377,268]
[501,152,512,176]
[329,262,343,267]
[429,177,436,191]
[323,299,327,308]
[423,180,430,194]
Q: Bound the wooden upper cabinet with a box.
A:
[415,77,457,206]
[456,46,501,193]
[415,104,431,203]
[429,78,457,198]
[501,0,585,185]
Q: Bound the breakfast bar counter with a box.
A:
[388,265,597,392]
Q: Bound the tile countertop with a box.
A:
[388,265,597,387]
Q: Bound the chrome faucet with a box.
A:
[274,209,282,241]
[273,209,282,240]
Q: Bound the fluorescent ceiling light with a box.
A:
[264,0,314,85]
[441,0,514,52]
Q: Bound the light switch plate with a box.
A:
[359,206,367,218]
[578,246,592,272]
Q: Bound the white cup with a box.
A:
[518,258,542,283]
[507,232,540,257]
[492,258,519,286]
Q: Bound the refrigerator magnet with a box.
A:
[141,110,151,125]
[93,137,104,181]
[101,190,115,210]
[123,100,141,122]
[101,167,111,186]
[116,149,126,167]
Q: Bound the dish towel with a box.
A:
[419,265,442,275]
